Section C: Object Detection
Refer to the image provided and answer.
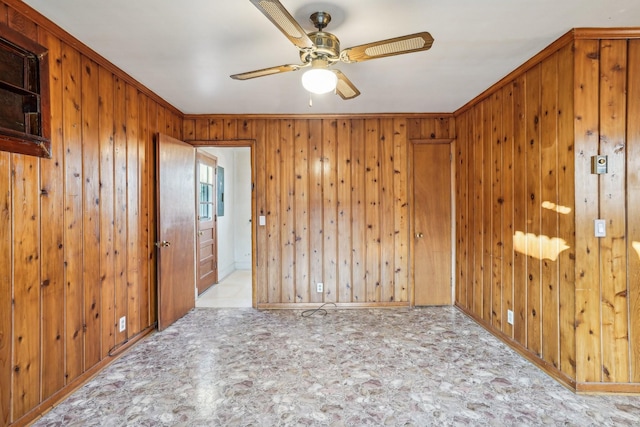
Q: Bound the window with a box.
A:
[0,22,51,158]
[199,162,215,221]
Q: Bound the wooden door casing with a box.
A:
[412,141,453,306]
[157,133,196,331]
[196,151,218,294]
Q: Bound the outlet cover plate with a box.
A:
[316,282,323,293]
[119,316,126,332]
[507,310,514,325]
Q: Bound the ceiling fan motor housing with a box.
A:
[301,31,340,63]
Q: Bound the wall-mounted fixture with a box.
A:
[591,155,608,174]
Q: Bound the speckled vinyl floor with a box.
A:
[33,307,640,426]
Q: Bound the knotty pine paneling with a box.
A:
[573,36,639,390]
[185,115,453,307]
[573,39,601,384]
[628,39,640,384]
[455,31,640,392]
[38,28,65,401]
[0,1,182,424]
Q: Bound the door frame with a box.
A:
[408,138,456,306]
[187,139,257,308]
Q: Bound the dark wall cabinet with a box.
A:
[0,22,50,158]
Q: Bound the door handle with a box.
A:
[198,231,204,236]
[415,233,424,238]
[155,241,171,248]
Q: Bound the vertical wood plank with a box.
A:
[557,42,576,379]
[164,110,173,138]
[62,42,85,383]
[146,100,158,323]
[156,106,165,140]
[598,39,629,383]
[406,118,421,140]
[294,120,310,302]
[393,119,409,303]
[540,53,560,369]
[238,119,253,140]
[455,113,469,307]
[627,39,640,383]
[195,118,209,140]
[113,77,128,345]
[513,75,528,345]
[209,119,224,141]
[11,154,40,421]
[98,67,115,359]
[525,64,542,356]
[183,119,195,140]
[309,120,324,304]
[322,119,338,302]
[280,120,295,302]
[81,57,101,369]
[254,120,268,304]
[502,84,515,338]
[38,29,66,400]
[138,93,150,329]
[379,119,395,302]
[0,149,10,426]
[224,118,238,140]
[472,105,484,317]
[465,112,476,311]
[491,91,503,329]
[351,119,366,302]
[126,84,140,336]
[420,118,437,140]
[574,39,602,383]
[266,120,281,303]
[436,117,452,139]
[365,119,381,302]
[482,100,492,321]
[336,119,353,303]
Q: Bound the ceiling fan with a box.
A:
[230,0,434,100]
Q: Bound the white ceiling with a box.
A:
[23,0,640,115]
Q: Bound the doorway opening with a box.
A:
[195,146,252,308]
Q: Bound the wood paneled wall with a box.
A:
[0,1,182,425]
[454,29,640,392]
[573,35,640,391]
[184,115,454,307]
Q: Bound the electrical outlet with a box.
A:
[507,310,514,325]
[119,316,126,332]
[316,282,323,293]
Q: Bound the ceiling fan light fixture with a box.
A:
[301,67,337,94]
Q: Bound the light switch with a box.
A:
[259,215,266,226]
[594,219,606,237]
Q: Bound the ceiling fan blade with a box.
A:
[250,0,314,50]
[340,32,434,63]
[334,70,360,100]
[230,64,303,80]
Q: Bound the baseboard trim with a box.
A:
[575,382,640,395]
[258,301,411,310]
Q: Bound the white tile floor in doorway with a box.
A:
[196,269,252,308]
